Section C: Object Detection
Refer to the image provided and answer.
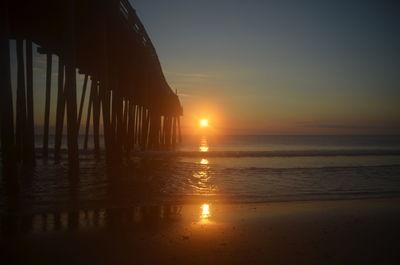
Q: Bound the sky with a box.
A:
[130,0,400,135]
[8,1,400,136]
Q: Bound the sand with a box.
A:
[1,198,400,265]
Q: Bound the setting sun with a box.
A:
[200,119,208,127]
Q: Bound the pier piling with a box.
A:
[2,0,183,178]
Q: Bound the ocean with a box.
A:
[1,135,400,213]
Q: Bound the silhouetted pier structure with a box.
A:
[0,0,183,180]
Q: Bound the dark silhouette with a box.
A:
[0,0,183,186]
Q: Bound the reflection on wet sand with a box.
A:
[200,203,211,219]
[0,202,220,237]
[0,205,182,236]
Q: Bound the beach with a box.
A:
[1,136,399,264]
[2,1,400,264]
[2,198,400,265]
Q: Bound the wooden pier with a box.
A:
[0,0,183,179]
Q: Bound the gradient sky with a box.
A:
[9,1,400,136]
[131,0,400,135]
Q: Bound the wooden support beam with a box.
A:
[113,90,123,162]
[138,106,143,150]
[54,57,65,161]
[165,116,169,149]
[169,116,173,149]
[99,5,113,164]
[77,74,88,135]
[147,110,153,150]
[135,105,139,149]
[177,116,182,143]
[133,103,138,150]
[160,115,165,150]
[16,39,27,163]
[43,53,52,158]
[155,114,161,150]
[141,108,146,150]
[0,3,17,181]
[111,90,117,142]
[144,109,150,149]
[140,108,148,150]
[160,116,165,149]
[25,39,35,166]
[83,78,94,151]
[92,81,100,157]
[122,98,129,154]
[126,100,134,156]
[164,116,171,150]
[99,84,112,163]
[172,116,177,149]
[148,111,161,150]
[118,93,124,160]
[134,105,139,149]
[64,0,80,175]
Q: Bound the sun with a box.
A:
[200,119,208,127]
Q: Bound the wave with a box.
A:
[136,149,400,158]
[222,164,400,171]
[6,148,399,159]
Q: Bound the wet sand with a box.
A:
[2,198,400,265]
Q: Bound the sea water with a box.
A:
[1,135,399,213]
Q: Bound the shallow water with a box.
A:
[1,135,400,214]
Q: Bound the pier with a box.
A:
[0,0,183,182]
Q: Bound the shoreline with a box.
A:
[1,195,400,215]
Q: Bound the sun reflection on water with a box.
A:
[199,146,209,152]
[199,137,209,152]
[190,136,217,196]
[200,158,209,165]
[200,204,211,219]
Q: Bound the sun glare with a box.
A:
[200,158,209,165]
[200,204,211,219]
[200,119,208,127]
[199,146,209,152]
